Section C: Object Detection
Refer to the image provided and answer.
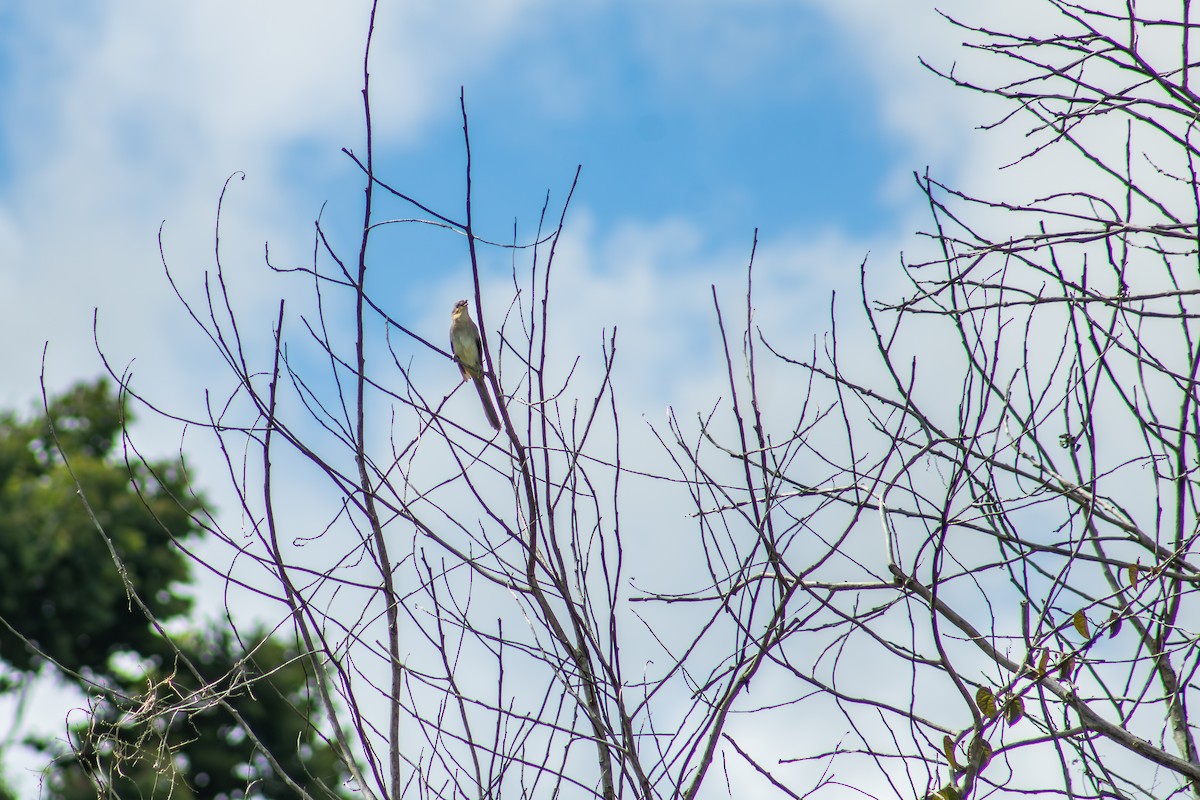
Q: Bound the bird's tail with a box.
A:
[473,375,501,431]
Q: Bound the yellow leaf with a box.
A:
[1127,561,1139,589]
[1037,648,1051,676]
[927,786,961,800]
[1072,609,1090,639]
[1059,654,1075,681]
[943,735,958,771]
[975,686,997,718]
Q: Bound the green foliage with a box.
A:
[41,626,351,800]
[0,381,351,798]
[0,771,17,800]
[0,380,202,674]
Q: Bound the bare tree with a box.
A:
[60,2,1200,800]
[666,2,1200,798]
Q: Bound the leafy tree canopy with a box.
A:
[40,626,351,800]
[0,381,350,799]
[0,379,202,675]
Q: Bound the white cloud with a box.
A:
[0,1,554,790]
[0,0,563,411]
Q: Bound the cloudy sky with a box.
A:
[0,0,996,413]
[0,0,1032,794]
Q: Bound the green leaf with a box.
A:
[1005,695,1024,726]
[975,686,997,718]
[968,735,992,772]
[943,735,958,771]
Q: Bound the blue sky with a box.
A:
[0,1,974,415]
[0,0,999,793]
[388,2,901,239]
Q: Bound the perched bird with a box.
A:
[449,299,501,431]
